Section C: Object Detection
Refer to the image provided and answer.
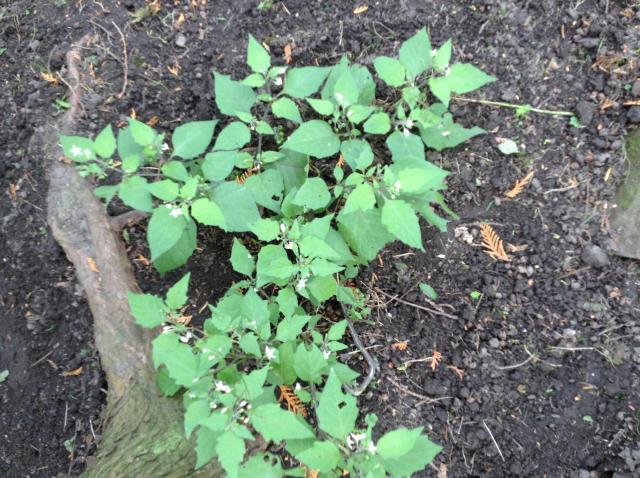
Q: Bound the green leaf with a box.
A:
[243,73,266,87]
[306,98,334,116]
[247,34,270,74]
[264,150,308,194]
[316,369,357,440]
[276,287,298,318]
[256,244,296,287]
[294,343,326,383]
[381,200,423,250]
[239,333,261,357]
[211,182,260,232]
[250,218,281,242]
[386,130,425,165]
[327,320,348,341]
[214,72,257,117]
[160,343,200,386]
[241,289,270,331]
[271,97,302,123]
[377,428,442,478]
[255,120,274,135]
[147,206,189,260]
[374,56,405,87]
[128,118,157,146]
[346,105,374,124]
[402,86,421,109]
[282,66,331,99]
[161,160,190,182]
[244,169,284,213]
[172,120,218,159]
[237,367,269,401]
[121,155,140,174]
[166,273,191,309]
[94,185,118,205]
[238,453,284,478]
[156,367,180,396]
[251,404,315,441]
[338,208,393,262]
[94,125,117,158]
[185,400,210,438]
[213,122,251,151]
[195,427,218,469]
[295,441,341,473]
[117,126,143,164]
[497,139,519,155]
[427,76,450,106]
[119,176,153,212]
[399,28,432,82]
[293,177,331,210]
[333,68,360,107]
[191,198,226,228]
[306,275,337,303]
[283,120,340,159]
[433,39,452,71]
[60,135,95,162]
[147,179,179,201]
[446,63,496,94]
[310,258,344,276]
[202,150,236,181]
[230,238,255,276]
[395,165,448,193]
[341,139,374,171]
[128,292,166,327]
[343,183,375,214]
[216,431,245,478]
[154,219,197,274]
[419,283,438,300]
[419,115,484,152]
[363,112,391,134]
[276,314,312,342]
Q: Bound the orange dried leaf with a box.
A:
[9,183,17,201]
[504,170,535,199]
[391,341,409,351]
[175,12,186,29]
[623,99,640,106]
[304,468,319,478]
[175,315,192,325]
[430,350,442,372]
[353,5,369,15]
[41,71,59,85]
[62,367,83,377]
[284,43,293,65]
[507,243,528,253]
[447,365,465,380]
[86,257,99,273]
[168,63,181,76]
[479,224,511,262]
[278,385,308,417]
[130,109,137,120]
[146,116,160,127]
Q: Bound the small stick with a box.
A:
[374,287,458,319]
[31,350,53,367]
[109,210,149,232]
[386,375,451,405]
[111,21,128,98]
[496,354,535,370]
[452,95,574,117]
[341,304,379,396]
[482,420,505,462]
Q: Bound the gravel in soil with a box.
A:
[1,1,639,477]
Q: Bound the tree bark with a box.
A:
[41,36,219,477]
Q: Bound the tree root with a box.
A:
[40,35,219,477]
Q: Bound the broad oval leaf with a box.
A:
[172,120,218,159]
[283,120,340,159]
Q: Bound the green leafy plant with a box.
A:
[60,28,495,477]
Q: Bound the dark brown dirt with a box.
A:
[1,0,639,477]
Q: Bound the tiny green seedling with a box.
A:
[470,290,482,301]
[0,369,8,383]
[60,28,496,477]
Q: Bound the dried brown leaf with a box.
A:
[479,224,511,262]
[391,341,409,351]
[86,257,99,273]
[353,5,369,15]
[41,71,59,85]
[284,43,293,64]
[62,367,83,377]
[507,243,528,253]
[430,350,442,372]
[447,365,464,380]
[504,170,535,199]
[278,385,308,417]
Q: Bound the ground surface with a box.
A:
[1,0,639,477]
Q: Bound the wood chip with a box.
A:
[391,341,409,351]
[87,257,99,273]
[284,43,293,64]
[62,367,83,377]
[353,5,369,15]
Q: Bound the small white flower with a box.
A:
[188,392,196,399]
[431,48,438,56]
[441,131,450,137]
[192,378,199,383]
[247,253,252,259]
[335,92,344,104]
[405,119,414,129]
[393,180,401,194]
[284,240,295,250]
[162,326,172,333]
[208,355,216,361]
[162,143,170,151]
[220,407,228,414]
[445,67,451,77]
[83,148,93,157]
[403,128,411,137]
[179,335,189,343]
[70,145,83,157]
[322,348,331,360]
[294,382,302,391]
[239,400,248,408]
[210,402,217,408]
[273,76,283,86]
[367,441,377,455]
[280,223,286,233]
[215,380,232,394]
[347,432,366,449]
[295,277,307,291]
[265,346,276,361]
[169,207,183,218]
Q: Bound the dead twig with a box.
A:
[482,420,505,462]
[386,375,452,405]
[109,210,149,232]
[111,21,128,98]
[373,287,458,319]
[341,303,379,397]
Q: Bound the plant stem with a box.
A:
[451,95,574,117]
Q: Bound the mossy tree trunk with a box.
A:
[40,37,219,477]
